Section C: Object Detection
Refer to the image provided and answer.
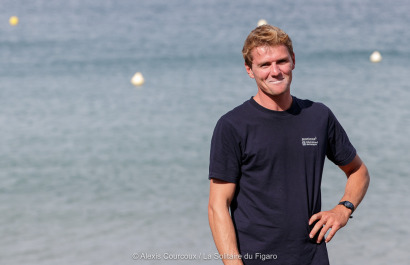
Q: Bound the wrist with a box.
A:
[335,204,352,217]
[337,201,355,218]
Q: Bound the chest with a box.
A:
[240,116,328,167]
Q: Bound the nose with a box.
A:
[270,64,280,76]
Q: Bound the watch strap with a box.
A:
[338,201,355,217]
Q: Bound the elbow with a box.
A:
[364,165,370,189]
[208,199,231,226]
[208,202,215,220]
[208,201,219,229]
[208,200,219,223]
[355,162,370,194]
[208,200,224,219]
[344,155,371,184]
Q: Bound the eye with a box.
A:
[277,59,288,64]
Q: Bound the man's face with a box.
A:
[245,45,295,98]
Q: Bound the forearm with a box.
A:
[339,160,370,211]
[309,156,370,243]
[208,205,243,265]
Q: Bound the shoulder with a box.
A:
[211,99,255,142]
[293,96,332,116]
[217,99,253,126]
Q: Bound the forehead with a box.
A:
[251,45,291,63]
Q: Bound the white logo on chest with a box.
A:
[301,137,318,146]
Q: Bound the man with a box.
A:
[208,25,370,265]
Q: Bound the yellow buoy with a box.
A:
[131,72,145,87]
[9,16,19,26]
[370,51,382,63]
[257,19,268,27]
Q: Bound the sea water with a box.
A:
[1,0,409,264]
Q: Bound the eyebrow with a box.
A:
[256,56,290,67]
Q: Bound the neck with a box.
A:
[253,91,293,111]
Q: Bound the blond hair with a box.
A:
[242,25,294,67]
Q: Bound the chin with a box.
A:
[267,88,290,97]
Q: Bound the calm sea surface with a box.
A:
[1,0,409,264]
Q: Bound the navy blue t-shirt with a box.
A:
[209,96,356,265]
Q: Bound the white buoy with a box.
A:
[257,19,268,27]
[131,72,145,86]
[370,51,382,63]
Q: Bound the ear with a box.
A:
[245,63,255,79]
[291,53,296,70]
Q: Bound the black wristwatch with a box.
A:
[338,201,355,217]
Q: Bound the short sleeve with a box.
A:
[326,109,357,166]
[209,117,242,183]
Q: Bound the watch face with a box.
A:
[341,201,354,211]
[344,201,353,208]
[339,201,354,210]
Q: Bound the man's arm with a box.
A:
[208,178,243,265]
[309,154,370,243]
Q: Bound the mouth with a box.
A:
[268,79,284,84]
